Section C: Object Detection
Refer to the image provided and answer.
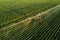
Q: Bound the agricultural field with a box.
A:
[0,0,60,40]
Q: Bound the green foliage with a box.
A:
[0,5,60,40]
[0,0,60,40]
[0,2,57,27]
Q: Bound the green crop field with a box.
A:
[0,0,60,40]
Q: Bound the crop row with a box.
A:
[0,3,58,27]
[0,5,60,40]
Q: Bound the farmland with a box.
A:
[0,0,60,40]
